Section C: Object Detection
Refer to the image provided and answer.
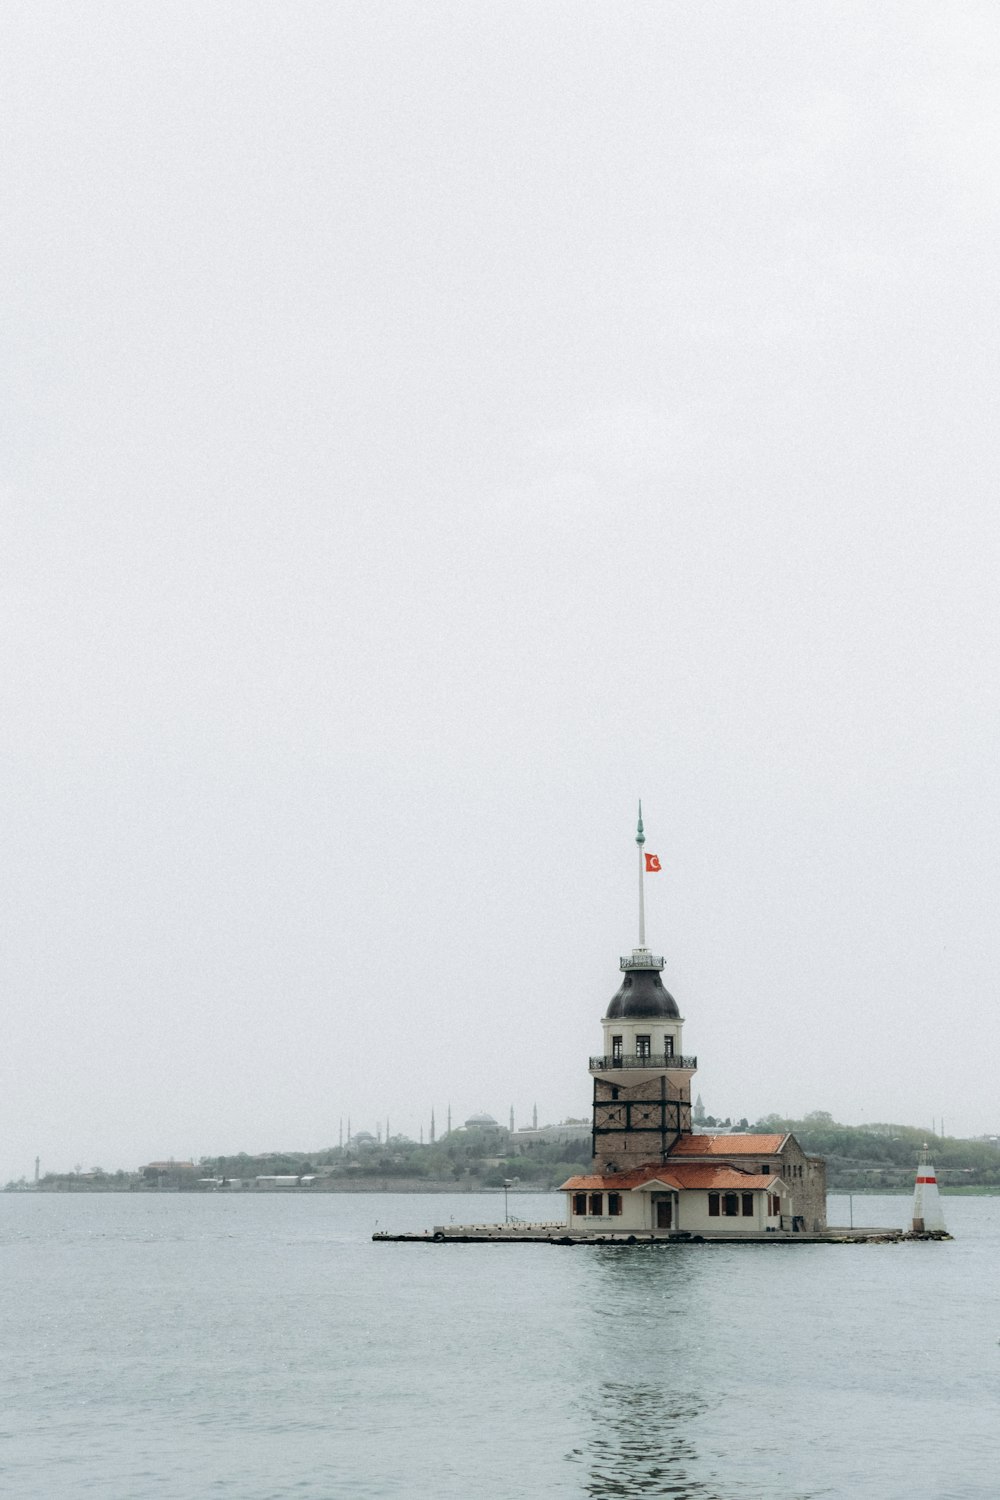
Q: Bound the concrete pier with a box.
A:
[373,1223,952,1246]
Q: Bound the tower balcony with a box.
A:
[620,950,665,971]
[589,1052,697,1074]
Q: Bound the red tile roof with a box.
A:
[666,1165,775,1190]
[560,1165,679,1192]
[560,1162,777,1192]
[669,1133,787,1156]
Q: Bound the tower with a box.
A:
[589,805,697,1172]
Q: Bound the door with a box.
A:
[655,1198,672,1229]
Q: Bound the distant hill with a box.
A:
[12,1112,999,1194]
[755,1112,1000,1191]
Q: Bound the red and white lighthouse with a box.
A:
[911,1146,947,1234]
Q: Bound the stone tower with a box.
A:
[589,807,697,1172]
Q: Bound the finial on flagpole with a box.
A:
[621,798,665,972]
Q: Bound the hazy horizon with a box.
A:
[4,4,999,1182]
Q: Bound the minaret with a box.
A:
[509,1106,515,1133]
[532,1103,538,1130]
[589,805,697,1172]
[430,1108,436,1145]
[447,1104,452,1135]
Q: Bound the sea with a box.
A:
[2,1190,997,1500]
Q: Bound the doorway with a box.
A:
[655,1198,672,1230]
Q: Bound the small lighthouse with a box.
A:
[911,1146,947,1234]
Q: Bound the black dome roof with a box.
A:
[606,968,680,1020]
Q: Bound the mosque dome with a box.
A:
[465,1113,498,1128]
[605,967,680,1020]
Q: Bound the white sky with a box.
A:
[2,3,999,1179]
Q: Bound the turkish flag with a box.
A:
[644,853,662,872]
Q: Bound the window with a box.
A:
[636,1035,651,1058]
[708,1192,720,1216]
[742,1194,754,1217]
[573,1193,587,1216]
[723,1193,739,1216]
[768,1193,780,1217]
[611,1035,623,1060]
[608,1193,622,1217]
[610,1085,619,1100]
[664,1036,674,1056]
[589,1193,604,1216]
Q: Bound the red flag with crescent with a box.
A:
[644,853,661,872]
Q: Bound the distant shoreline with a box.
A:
[15,1182,1000,1196]
[18,1179,549,1195]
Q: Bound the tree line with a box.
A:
[755,1111,1000,1190]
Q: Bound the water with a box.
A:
[2,1191,998,1499]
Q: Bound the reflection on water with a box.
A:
[576,1381,721,1499]
[567,1246,724,1499]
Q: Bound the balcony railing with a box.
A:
[589,1052,697,1072]
[620,951,665,971]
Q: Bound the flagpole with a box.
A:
[636,800,646,949]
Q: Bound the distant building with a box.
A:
[509,1122,591,1154]
[142,1160,199,1192]
[349,1132,377,1151]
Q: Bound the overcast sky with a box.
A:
[2,3,998,1179]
